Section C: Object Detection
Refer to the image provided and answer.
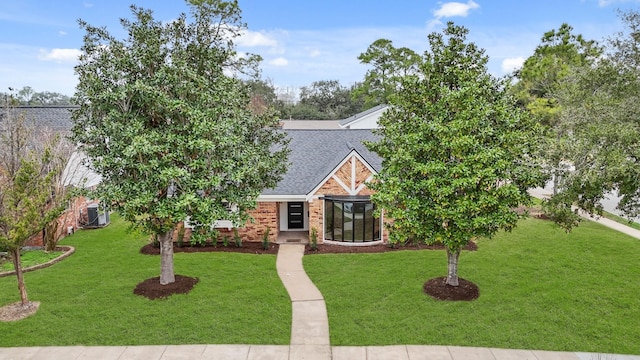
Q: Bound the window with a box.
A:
[324,196,380,242]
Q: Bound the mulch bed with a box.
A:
[423,276,480,301]
[133,275,199,300]
[140,241,279,255]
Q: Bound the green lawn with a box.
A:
[304,218,640,354]
[0,214,291,346]
[0,250,62,272]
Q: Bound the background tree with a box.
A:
[1,86,72,105]
[245,78,277,115]
[277,80,363,120]
[547,10,640,228]
[298,80,359,119]
[72,0,288,285]
[367,23,545,287]
[510,24,601,202]
[0,96,70,307]
[354,39,422,108]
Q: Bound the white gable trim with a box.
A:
[307,149,378,200]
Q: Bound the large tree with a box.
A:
[367,23,545,287]
[354,39,422,108]
[72,0,288,285]
[0,97,69,306]
[510,24,601,203]
[547,10,640,227]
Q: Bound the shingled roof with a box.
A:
[263,129,381,196]
[0,106,77,131]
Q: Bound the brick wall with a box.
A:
[183,202,279,243]
[26,196,97,247]
[308,154,385,243]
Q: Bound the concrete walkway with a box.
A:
[276,244,331,360]
[528,188,640,240]
[1,243,640,359]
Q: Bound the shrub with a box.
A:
[176,226,185,248]
[262,226,270,250]
[222,235,230,247]
[191,229,207,247]
[150,234,159,248]
[310,227,318,251]
[234,229,242,248]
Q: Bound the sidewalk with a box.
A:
[528,188,640,240]
[2,344,639,360]
[0,243,639,359]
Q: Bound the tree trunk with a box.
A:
[11,249,29,305]
[44,220,59,252]
[446,248,460,286]
[158,231,175,285]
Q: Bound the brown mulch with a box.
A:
[423,277,480,301]
[305,241,477,254]
[133,275,199,300]
[139,241,280,255]
[514,205,551,220]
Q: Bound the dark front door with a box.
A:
[287,202,304,229]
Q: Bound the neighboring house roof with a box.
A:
[339,104,387,129]
[0,106,101,189]
[63,151,103,189]
[262,129,381,196]
[0,106,77,131]
[280,120,341,129]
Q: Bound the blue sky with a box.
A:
[1,0,639,98]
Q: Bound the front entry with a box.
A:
[287,202,304,229]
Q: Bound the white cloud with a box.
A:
[501,57,525,73]
[269,57,289,66]
[58,30,67,36]
[237,30,278,47]
[308,49,321,58]
[38,48,82,63]
[597,0,640,6]
[433,0,480,18]
[83,2,93,8]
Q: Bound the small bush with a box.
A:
[191,230,207,247]
[310,227,318,251]
[151,234,159,248]
[262,226,270,250]
[234,229,242,248]
[176,226,185,248]
[222,235,230,247]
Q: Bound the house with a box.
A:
[219,129,386,245]
[339,104,388,129]
[0,105,104,245]
[3,106,387,246]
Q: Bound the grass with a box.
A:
[0,214,290,346]
[304,218,640,354]
[601,211,640,231]
[0,250,62,272]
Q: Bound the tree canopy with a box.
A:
[354,39,422,108]
[72,0,289,285]
[367,23,545,286]
[546,10,640,227]
[1,86,72,106]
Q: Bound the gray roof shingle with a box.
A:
[263,129,381,196]
[0,106,77,131]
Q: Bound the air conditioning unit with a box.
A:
[86,204,110,228]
